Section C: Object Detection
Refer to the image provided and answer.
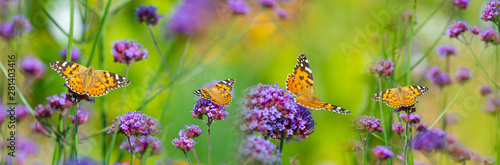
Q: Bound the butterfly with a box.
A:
[193,79,235,106]
[50,61,130,97]
[371,85,429,108]
[286,53,351,114]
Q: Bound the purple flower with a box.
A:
[35,104,53,117]
[447,20,469,38]
[18,137,39,155]
[482,1,500,22]
[192,99,229,121]
[471,25,481,35]
[455,67,471,84]
[485,96,500,114]
[452,0,469,9]
[240,83,315,139]
[275,8,290,20]
[352,115,383,134]
[120,136,162,155]
[227,0,250,15]
[108,111,161,137]
[480,28,500,44]
[135,5,162,26]
[46,93,73,110]
[167,0,216,36]
[372,145,393,160]
[478,156,495,165]
[179,125,203,138]
[445,113,459,126]
[369,59,394,77]
[238,134,281,164]
[391,122,405,134]
[59,47,81,62]
[30,121,50,136]
[258,0,277,8]
[415,122,428,132]
[448,143,474,162]
[64,84,95,104]
[0,21,14,41]
[111,39,148,65]
[20,55,47,80]
[11,15,32,34]
[426,66,452,87]
[400,113,422,124]
[171,136,196,152]
[411,129,448,151]
[480,85,493,96]
[436,45,457,59]
[15,105,30,120]
[70,110,89,125]
[394,106,416,113]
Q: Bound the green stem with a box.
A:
[105,64,130,165]
[360,133,367,165]
[128,136,135,165]
[73,101,79,160]
[98,35,107,164]
[255,1,296,43]
[207,123,212,165]
[468,46,500,89]
[278,137,285,164]
[184,150,193,165]
[192,147,200,165]
[66,0,74,62]
[407,0,416,86]
[38,1,81,43]
[377,78,391,164]
[242,153,255,165]
[404,121,409,165]
[176,37,191,75]
[86,0,112,67]
[147,25,173,77]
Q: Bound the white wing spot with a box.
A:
[62,62,67,67]
[304,67,312,73]
[58,67,62,69]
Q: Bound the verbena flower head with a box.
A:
[480,28,500,44]
[192,99,229,122]
[478,156,495,165]
[352,115,383,134]
[485,96,500,114]
[167,0,216,36]
[35,104,53,117]
[471,25,481,35]
[258,0,277,8]
[452,0,469,9]
[20,55,46,79]
[392,122,405,134]
[108,111,161,137]
[411,129,448,152]
[369,59,394,77]
[11,15,32,34]
[447,20,469,38]
[120,136,162,155]
[18,137,39,155]
[135,5,162,26]
[0,21,14,41]
[436,45,457,59]
[394,105,416,113]
[238,134,281,165]
[179,125,203,138]
[448,143,474,163]
[415,122,428,132]
[227,0,250,15]
[111,39,148,65]
[482,0,500,22]
[240,83,315,139]
[59,47,81,62]
[275,8,290,20]
[15,105,30,120]
[64,84,95,104]
[46,93,73,110]
[70,110,89,125]
[426,66,452,87]
[455,67,471,84]
[171,136,196,152]
[372,145,394,160]
[30,121,50,136]
[480,85,493,96]
[400,112,422,124]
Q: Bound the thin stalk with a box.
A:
[105,64,130,165]
[440,87,446,130]
[207,123,212,165]
[73,101,80,160]
[404,121,409,165]
[407,0,416,86]
[98,35,107,164]
[52,142,61,165]
[176,37,191,75]
[468,46,500,89]
[128,136,136,165]
[278,137,285,164]
[66,0,74,62]
[183,150,193,165]
[255,2,296,43]
[192,147,200,165]
[87,0,112,67]
[377,78,391,164]
[147,25,173,77]
[360,133,367,165]
[242,153,255,165]
[38,1,81,43]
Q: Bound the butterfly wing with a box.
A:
[93,70,131,90]
[194,79,235,106]
[401,86,429,106]
[86,76,109,97]
[50,61,88,79]
[372,88,402,108]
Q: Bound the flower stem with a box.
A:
[128,136,135,165]
[360,133,367,165]
[242,153,255,165]
[192,147,200,165]
[66,0,74,62]
[404,121,409,165]
[468,46,500,89]
[184,150,193,165]
[86,0,111,67]
[147,25,173,77]
[377,78,391,164]
[278,137,285,164]
[73,101,79,160]
[207,123,212,165]
[176,37,191,75]
[407,0,416,86]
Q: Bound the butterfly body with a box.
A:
[286,53,351,114]
[193,79,235,106]
[372,85,429,108]
[50,61,130,97]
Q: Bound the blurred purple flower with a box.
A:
[426,66,452,87]
[30,121,50,136]
[35,104,53,117]
[240,83,315,139]
[480,85,493,96]
[480,28,500,44]
[482,1,500,22]
[448,143,474,163]
[135,5,162,26]
[111,39,148,65]
[411,129,448,151]
[11,15,32,33]
[275,8,290,20]
[392,122,405,134]
[445,113,459,125]
[46,93,73,110]
[192,99,229,121]
[352,115,383,134]
[120,136,162,155]
[171,136,196,152]
[238,134,281,165]
[400,112,422,124]
[167,0,216,36]
[436,45,457,59]
[108,111,161,137]
[20,55,47,80]
[258,0,277,8]
[15,105,30,120]
[70,110,89,125]
[227,0,250,15]
[455,67,471,84]
[369,59,394,77]
[372,145,393,160]
[59,47,81,62]
[0,22,14,41]
[18,137,39,155]
[471,25,481,35]
[415,122,428,132]
[478,156,495,165]
[452,0,469,9]
[485,96,500,114]
[179,124,203,138]
[446,20,469,38]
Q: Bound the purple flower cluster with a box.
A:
[471,26,481,35]
[59,47,81,62]
[372,145,393,160]
[227,0,250,15]
[64,84,95,104]
[369,59,394,77]
[480,85,493,96]
[46,93,74,110]
[452,0,469,10]
[108,111,161,137]
[30,121,50,136]
[120,136,162,155]
[258,0,277,8]
[256,0,291,20]
[167,0,216,36]
[192,99,229,121]
[480,28,500,44]
[455,67,471,84]
[172,124,203,153]
[0,15,32,41]
[240,83,315,139]
[179,125,203,138]
[446,20,469,38]
[415,122,428,132]
[482,0,500,22]
[35,104,53,117]
[238,134,281,165]
[4,137,40,164]
[352,115,383,134]
[436,45,457,59]
[391,122,405,134]
[70,110,89,125]
[485,96,500,114]
[411,129,449,151]
[448,143,474,162]
[135,5,162,26]
[111,39,148,65]
[426,66,452,87]
[15,105,30,120]
[20,55,47,80]
[400,113,422,124]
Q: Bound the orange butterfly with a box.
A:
[193,79,235,106]
[372,85,429,108]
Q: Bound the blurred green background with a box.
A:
[1,0,498,164]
